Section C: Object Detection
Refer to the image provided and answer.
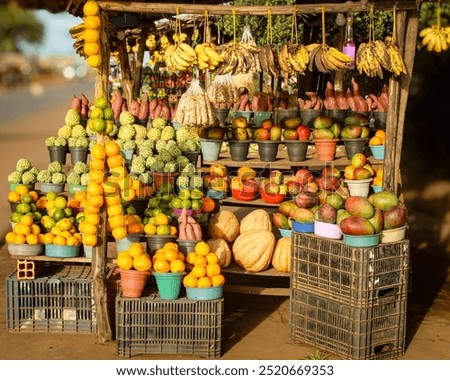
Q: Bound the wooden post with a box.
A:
[132,29,148,99]
[92,10,113,344]
[118,38,133,104]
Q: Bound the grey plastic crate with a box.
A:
[289,289,407,360]
[116,290,223,358]
[6,264,97,333]
[291,232,410,307]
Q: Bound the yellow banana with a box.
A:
[178,42,197,61]
[204,45,224,63]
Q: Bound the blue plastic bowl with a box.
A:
[278,228,293,238]
[186,286,223,301]
[369,145,385,160]
[45,244,81,258]
[291,221,314,233]
[342,234,380,247]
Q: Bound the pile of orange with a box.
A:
[5,214,42,245]
[117,242,152,272]
[143,212,177,237]
[369,130,386,146]
[83,0,102,68]
[183,241,225,288]
[373,167,384,187]
[152,242,186,274]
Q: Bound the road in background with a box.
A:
[0,78,94,240]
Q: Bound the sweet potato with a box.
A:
[238,93,249,111]
[70,95,81,113]
[346,88,358,112]
[161,98,171,120]
[138,93,149,120]
[324,82,338,110]
[185,223,195,240]
[129,99,140,117]
[335,89,349,110]
[314,97,323,110]
[305,92,318,109]
[251,95,259,112]
[178,222,187,240]
[191,222,202,240]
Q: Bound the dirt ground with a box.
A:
[0,70,449,361]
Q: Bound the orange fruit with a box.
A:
[13,234,26,244]
[107,154,124,169]
[109,214,125,229]
[30,224,41,235]
[84,15,101,29]
[197,276,212,288]
[211,273,226,287]
[57,218,73,231]
[177,252,186,262]
[82,234,97,247]
[121,188,136,202]
[53,235,67,246]
[91,144,106,160]
[66,236,79,246]
[117,253,133,270]
[89,158,105,171]
[369,136,382,146]
[74,191,87,202]
[112,226,127,240]
[89,169,105,184]
[105,141,121,156]
[190,265,207,279]
[156,224,170,236]
[127,222,144,234]
[83,0,100,16]
[50,226,62,236]
[20,214,34,226]
[152,251,165,263]
[104,193,121,206]
[153,213,170,226]
[170,259,186,273]
[8,191,20,203]
[194,241,210,256]
[14,223,31,236]
[128,242,144,258]
[28,190,39,202]
[103,180,120,195]
[193,255,208,267]
[153,258,170,273]
[87,182,103,197]
[144,223,157,235]
[87,194,104,208]
[183,273,198,288]
[206,263,221,277]
[84,213,100,226]
[25,234,39,245]
[373,177,383,186]
[15,184,29,196]
[5,232,16,243]
[169,225,178,236]
[186,252,198,265]
[133,254,152,272]
[84,29,100,44]
[205,252,219,264]
[163,248,178,262]
[42,232,55,244]
[118,176,133,191]
[60,230,72,239]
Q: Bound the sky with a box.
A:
[21,10,82,58]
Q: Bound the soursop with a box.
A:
[163,161,177,173]
[67,172,81,185]
[58,125,72,139]
[190,175,203,189]
[51,172,66,184]
[123,140,137,150]
[21,171,36,185]
[151,160,165,173]
[37,169,52,183]
[71,124,87,138]
[176,155,190,171]
[176,125,189,143]
[45,136,57,147]
[119,111,135,126]
[147,127,161,141]
[80,173,90,186]
[160,125,175,141]
[130,156,146,174]
[158,148,172,163]
[152,117,167,129]
[176,175,190,188]
[139,171,153,185]
[7,171,22,183]
[145,156,157,168]
[74,162,89,175]
[48,161,63,174]
[16,158,32,172]
[117,124,136,140]
[65,109,81,126]
[155,139,167,152]
[181,163,196,177]
[134,124,148,140]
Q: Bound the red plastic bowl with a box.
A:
[260,189,285,204]
[232,188,258,201]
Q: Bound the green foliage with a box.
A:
[304,350,329,360]
[0,6,43,52]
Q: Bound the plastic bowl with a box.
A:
[381,225,407,243]
[291,220,314,233]
[206,188,227,200]
[369,145,385,160]
[39,183,65,193]
[177,239,201,255]
[8,243,44,256]
[344,179,373,198]
[260,190,285,204]
[231,188,258,201]
[314,221,342,239]
[186,286,223,301]
[371,185,382,193]
[45,244,81,258]
[278,228,293,238]
[342,234,380,247]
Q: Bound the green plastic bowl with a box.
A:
[186,286,223,301]
[342,234,380,247]
[45,244,81,258]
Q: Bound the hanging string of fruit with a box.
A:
[277,8,310,76]
[306,7,354,73]
[215,9,263,76]
[257,9,280,77]
[163,8,198,72]
[419,0,450,53]
[195,10,225,71]
[383,5,408,76]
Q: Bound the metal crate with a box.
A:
[289,289,407,360]
[6,264,97,333]
[291,233,410,307]
[116,289,223,358]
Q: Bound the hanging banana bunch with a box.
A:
[306,8,353,73]
[163,9,198,72]
[277,9,309,75]
[255,10,279,77]
[146,34,157,50]
[195,10,225,71]
[383,5,407,76]
[419,0,450,53]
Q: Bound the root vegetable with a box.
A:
[138,93,149,120]
[161,98,171,119]
[129,99,140,118]
[238,93,249,111]
[324,82,338,110]
[335,89,349,110]
[305,92,318,108]
[351,77,369,112]
[149,98,158,119]
[346,88,358,112]
[178,222,187,240]
[71,95,81,113]
[185,223,195,240]
[251,95,259,111]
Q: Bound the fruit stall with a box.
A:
[4,0,428,360]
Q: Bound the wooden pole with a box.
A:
[133,29,148,99]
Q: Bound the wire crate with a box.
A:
[289,289,407,360]
[291,232,410,307]
[116,289,223,358]
[6,264,97,333]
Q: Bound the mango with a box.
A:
[231,116,248,129]
[336,209,352,226]
[316,175,341,191]
[313,128,335,140]
[368,207,384,233]
[279,200,299,216]
[207,126,226,139]
[282,129,299,140]
[283,116,303,129]
[295,191,319,209]
[351,152,367,168]
[269,125,282,141]
[290,207,315,223]
[353,167,373,180]
[341,126,362,138]
[313,115,333,129]
[369,191,400,211]
[254,128,270,140]
[383,205,408,230]
[345,196,375,219]
[360,126,370,138]
[315,203,337,224]
[329,122,342,138]
[344,113,369,127]
[269,170,283,185]
[272,212,290,229]
[326,192,345,210]
[232,127,249,141]
[340,215,376,235]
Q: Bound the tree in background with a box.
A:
[0,5,43,53]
